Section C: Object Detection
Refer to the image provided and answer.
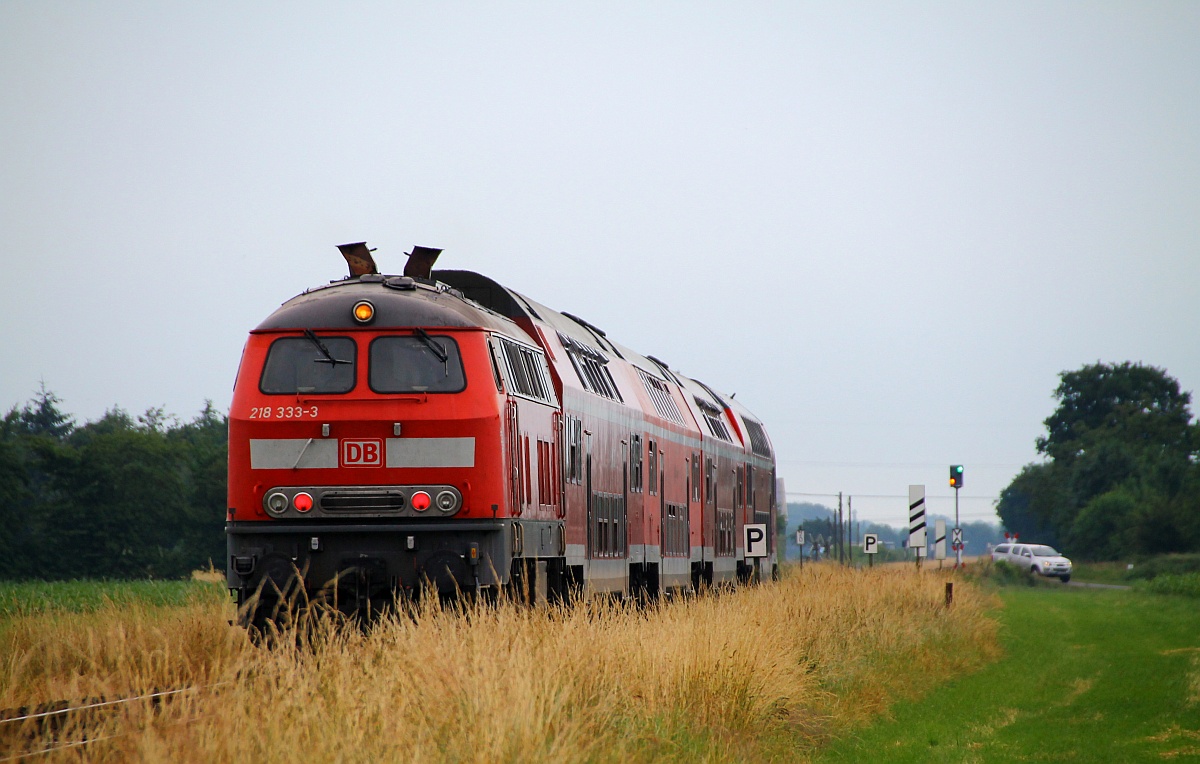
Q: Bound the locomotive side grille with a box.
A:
[321,490,407,512]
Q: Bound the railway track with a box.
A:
[0,685,218,761]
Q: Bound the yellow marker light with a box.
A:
[352,300,375,324]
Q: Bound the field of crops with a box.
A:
[0,565,998,762]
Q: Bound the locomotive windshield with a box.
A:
[370,335,466,393]
[260,335,356,394]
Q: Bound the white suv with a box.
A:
[991,543,1072,583]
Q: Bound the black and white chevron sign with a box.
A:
[908,484,927,548]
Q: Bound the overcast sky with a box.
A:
[3,2,1197,526]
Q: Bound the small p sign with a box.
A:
[863,533,880,555]
[744,523,768,558]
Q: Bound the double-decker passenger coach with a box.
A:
[226,244,777,621]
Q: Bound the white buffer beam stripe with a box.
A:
[386,437,475,468]
[249,437,476,469]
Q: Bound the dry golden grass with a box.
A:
[0,565,1000,762]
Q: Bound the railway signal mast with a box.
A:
[949,465,964,568]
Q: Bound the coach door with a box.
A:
[624,434,643,566]
[690,454,701,560]
[585,435,593,556]
[703,455,716,565]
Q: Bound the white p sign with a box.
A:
[745,524,768,558]
[863,533,879,555]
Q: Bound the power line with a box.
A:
[778,460,1031,469]
[787,491,997,501]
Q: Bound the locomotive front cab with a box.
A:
[226,276,523,620]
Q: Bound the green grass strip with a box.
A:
[1140,572,1200,599]
[817,586,1200,762]
[0,578,227,618]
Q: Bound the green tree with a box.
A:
[0,439,33,577]
[1,391,230,580]
[999,362,1200,560]
[996,462,1071,548]
[53,413,191,578]
[0,386,76,577]
[1037,362,1195,464]
[4,382,75,440]
[169,401,229,569]
[1069,489,1137,560]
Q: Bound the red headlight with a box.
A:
[411,491,431,512]
[293,492,314,512]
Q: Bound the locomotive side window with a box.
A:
[495,337,557,405]
[260,336,356,395]
[369,335,466,393]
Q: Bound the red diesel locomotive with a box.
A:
[226,244,777,617]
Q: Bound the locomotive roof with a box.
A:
[437,270,632,363]
[435,269,762,454]
[259,262,770,455]
[255,274,524,337]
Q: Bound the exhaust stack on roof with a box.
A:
[404,246,443,279]
[337,242,378,277]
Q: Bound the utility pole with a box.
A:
[837,492,844,565]
[847,496,853,567]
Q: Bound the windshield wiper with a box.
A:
[413,327,448,363]
[304,329,350,366]
[413,327,450,377]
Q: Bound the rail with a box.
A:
[0,684,223,761]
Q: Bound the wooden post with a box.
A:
[945,581,954,608]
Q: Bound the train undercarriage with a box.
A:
[227,518,775,628]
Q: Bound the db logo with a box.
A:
[341,439,383,467]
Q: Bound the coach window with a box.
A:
[629,434,643,492]
[369,335,466,393]
[648,440,658,496]
[564,416,583,484]
[705,457,715,505]
[260,335,356,394]
[691,455,701,502]
[559,332,623,402]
